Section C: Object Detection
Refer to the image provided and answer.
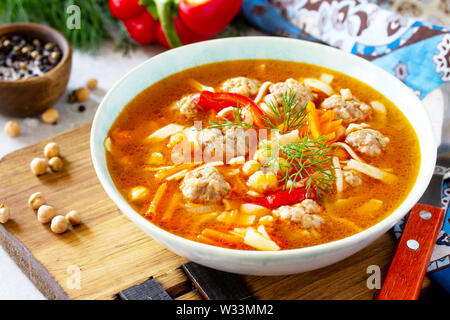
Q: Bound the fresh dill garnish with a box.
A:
[260,90,309,133]
[205,89,336,196]
[263,134,337,197]
[209,106,255,129]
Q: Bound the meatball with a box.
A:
[223,126,249,157]
[180,166,231,202]
[220,77,261,97]
[265,78,315,107]
[177,95,199,118]
[198,128,224,157]
[273,199,324,228]
[322,89,372,124]
[345,128,389,157]
[343,169,362,187]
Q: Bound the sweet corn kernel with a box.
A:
[148,152,164,165]
[167,133,184,148]
[267,157,289,175]
[242,160,261,176]
[247,171,278,193]
[253,148,271,164]
[259,215,274,225]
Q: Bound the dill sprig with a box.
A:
[209,106,255,129]
[265,134,337,197]
[260,90,308,133]
[207,89,337,195]
[0,0,131,53]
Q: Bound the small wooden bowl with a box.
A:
[0,23,72,117]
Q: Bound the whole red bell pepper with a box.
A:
[109,0,158,44]
[123,11,159,44]
[110,0,242,48]
[109,0,146,20]
[156,16,211,48]
[254,188,317,209]
[179,0,243,37]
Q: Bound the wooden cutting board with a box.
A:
[0,122,439,300]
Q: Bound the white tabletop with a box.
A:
[0,40,446,300]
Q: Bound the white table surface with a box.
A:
[0,39,446,300]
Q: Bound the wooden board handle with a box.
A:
[377,203,445,300]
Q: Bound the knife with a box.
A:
[377,95,450,299]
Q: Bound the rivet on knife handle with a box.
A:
[377,203,445,300]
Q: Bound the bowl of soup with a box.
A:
[91,37,435,275]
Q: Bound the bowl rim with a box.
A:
[91,36,436,260]
[0,22,72,85]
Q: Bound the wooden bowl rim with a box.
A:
[0,22,72,85]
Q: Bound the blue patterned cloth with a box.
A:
[242,0,450,293]
[242,0,450,98]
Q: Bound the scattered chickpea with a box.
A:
[86,78,98,90]
[4,120,21,137]
[75,87,90,102]
[37,205,56,224]
[41,108,59,124]
[0,204,10,224]
[30,157,48,176]
[65,210,81,225]
[50,215,68,234]
[44,142,60,158]
[28,192,46,210]
[48,157,63,172]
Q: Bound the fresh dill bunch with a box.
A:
[209,106,255,129]
[260,90,309,133]
[263,133,337,197]
[0,0,128,53]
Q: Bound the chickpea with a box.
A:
[41,108,59,124]
[37,205,56,224]
[4,120,21,137]
[48,157,63,172]
[50,215,68,234]
[86,78,98,90]
[65,210,81,225]
[43,142,60,158]
[75,87,90,102]
[242,160,261,176]
[0,204,10,224]
[28,192,46,210]
[30,157,48,176]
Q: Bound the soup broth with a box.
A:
[106,60,420,251]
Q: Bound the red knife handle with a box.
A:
[377,203,445,300]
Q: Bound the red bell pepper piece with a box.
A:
[123,11,158,44]
[156,17,210,48]
[192,91,266,127]
[178,0,243,37]
[109,0,146,20]
[254,188,317,209]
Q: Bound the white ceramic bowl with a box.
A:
[91,37,436,275]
